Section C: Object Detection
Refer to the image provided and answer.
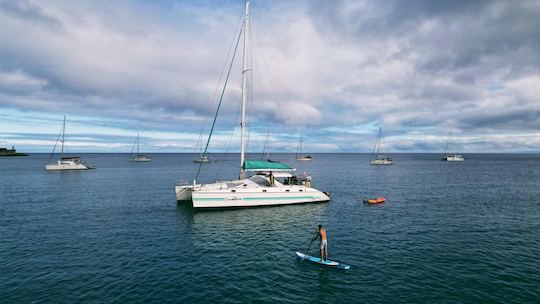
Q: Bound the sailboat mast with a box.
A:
[61,115,65,157]
[295,133,300,157]
[445,129,452,154]
[261,129,270,160]
[267,136,270,160]
[239,0,250,179]
[137,133,140,154]
[300,132,303,155]
[376,128,381,157]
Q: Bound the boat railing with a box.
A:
[176,180,189,186]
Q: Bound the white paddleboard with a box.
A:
[296,252,351,270]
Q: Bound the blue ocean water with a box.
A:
[1,153,539,303]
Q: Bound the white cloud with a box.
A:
[1,0,540,152]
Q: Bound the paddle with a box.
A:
[301,228,318,263]
[301,239,315,263]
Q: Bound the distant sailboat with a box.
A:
[45,115,95,171]
[295,132,312,161]
[129,133,151,162]
[370,128,393,165]
[193,155,210,163]
[441,129,464,161]
[193,129,211,163]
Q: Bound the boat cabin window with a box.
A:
[283,175,308,186]
[248,175,271,187]
[231,190,236,192]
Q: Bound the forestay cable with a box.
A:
[195,22,244,181]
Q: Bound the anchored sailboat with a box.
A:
[129,133,151,162]
[193,130,211,163]
[295,132,312,161]
[175,0,329,208]
[45,115,94,171]
[193,155,210,163]
[370,128,393,165]
[441,129,464,161]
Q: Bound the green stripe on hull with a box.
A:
[192,197,225,201]
[193,196,317,201]
[243,196,316,201]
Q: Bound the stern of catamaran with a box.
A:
[175,180,194,202]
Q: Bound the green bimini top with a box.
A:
[243,160,295,172]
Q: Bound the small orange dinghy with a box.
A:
[364,197,386,204]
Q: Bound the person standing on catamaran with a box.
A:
[312,225,328,261]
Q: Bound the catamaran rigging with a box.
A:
[441,129,464,161]
[175,0,329,208]
[370,128,393,165]
[129,133,151,162]
[45,115,94,171]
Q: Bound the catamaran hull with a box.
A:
[370,160,393,165]
[175,185,193,201]
[45,164,89,171]
[190,190,329,208]
[441,156,464,161]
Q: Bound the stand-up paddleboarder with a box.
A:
[312,225,328,261]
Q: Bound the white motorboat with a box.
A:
[129,133,151,162]
[441,129,464,162]
[175,0,329,208]
[370,128,393,165]
[45,115,94,171]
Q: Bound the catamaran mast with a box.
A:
[61,115,65,157]
[239,0,250,179]
[296,132,302,158]
[137,133,140,154]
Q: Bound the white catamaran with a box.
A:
[45,115,94,171]
[441,129,464,161]
[370,128,393,165]
[175,0,329,208]
[129,133,151,162]
[295,132,312,161]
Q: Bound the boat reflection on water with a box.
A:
[176,201,328,254]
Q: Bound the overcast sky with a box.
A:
[1,0,540,153]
